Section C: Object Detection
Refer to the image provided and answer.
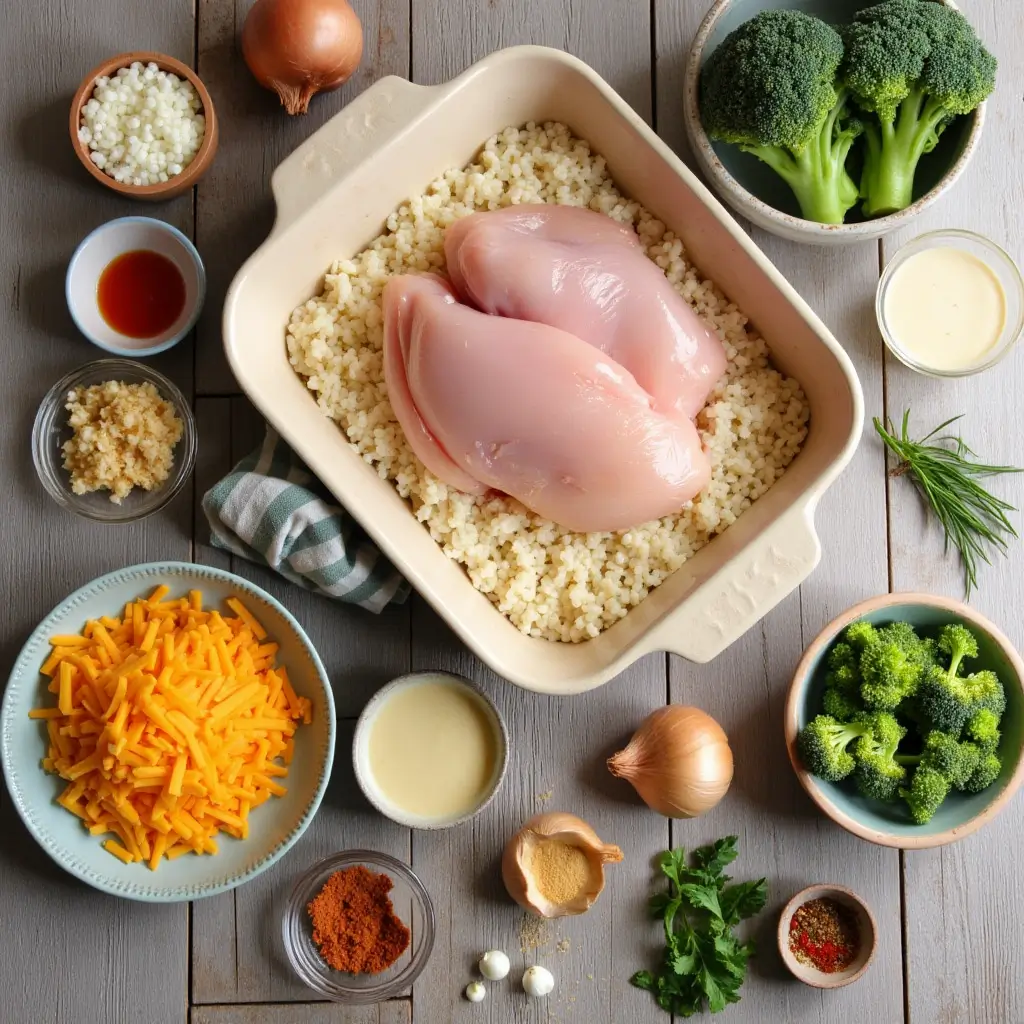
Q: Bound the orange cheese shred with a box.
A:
[30,588,309,869]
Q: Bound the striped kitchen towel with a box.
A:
[202,426,410,613]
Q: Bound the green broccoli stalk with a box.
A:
[900,764,949,824]
[797,715,873,782]
[852,712,907,801]
[897,730,980,791]
[917,625,1005,736]
[841,0,997,217]
[700,10,862,224]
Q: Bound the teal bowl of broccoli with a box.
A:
[683,0,993,245]
[784,594,1024,848]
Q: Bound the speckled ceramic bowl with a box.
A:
[0,562,336,901]
[778,884,876,988]
[683,0,986,245]
[785,593,1024,849]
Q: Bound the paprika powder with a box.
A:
[307,865,411,973]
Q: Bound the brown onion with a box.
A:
[608,706,733,818]
[242,0,364,115]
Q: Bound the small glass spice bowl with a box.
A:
[777,884,877,989]
[876,229,1024,378]
[282,849,436,1003]
[31,358,196,524]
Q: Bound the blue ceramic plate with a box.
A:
[1,562,336,901]
[785,594,1024,849]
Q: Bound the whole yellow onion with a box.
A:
[607,705,733,817]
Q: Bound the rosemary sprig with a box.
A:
[874,410,1023,599]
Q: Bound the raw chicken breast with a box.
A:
[445,205,727,419]
[382,274,711,532]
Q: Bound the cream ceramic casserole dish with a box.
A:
[223,45,863,696]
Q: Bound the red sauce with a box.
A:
[97,250,187,339]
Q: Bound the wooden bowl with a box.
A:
[683,0,987,246]
[69,51,218,201]
[785,593,1024,849]
[778,884,876,989]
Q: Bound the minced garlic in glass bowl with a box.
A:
[78,61,205,187]
[32,359,196,523]
[62,379,183,503]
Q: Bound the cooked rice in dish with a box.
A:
[287,122,810,643]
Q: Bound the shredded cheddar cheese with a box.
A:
[29,586,311,869]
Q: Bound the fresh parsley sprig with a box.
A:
[875,411,1022,598]
[630,836,767,1017]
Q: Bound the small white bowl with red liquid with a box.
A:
[65,216,205,357]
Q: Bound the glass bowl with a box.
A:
[876,229,1024,378]
[31,358,196,523]
[282,850,436,1003]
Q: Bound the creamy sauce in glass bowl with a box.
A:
[876,230,1024,378]
[354,673,506,828]
[883,247,1006,372]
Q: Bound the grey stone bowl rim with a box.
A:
[682,0,987,244]
[352,671,509,830]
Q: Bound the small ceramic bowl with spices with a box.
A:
[66,216,205,357]
[352,672,509,830]
[32,358,197,523]
[778,884,877,988]
[70,52,218,200]
[876,229,1024,377]
[282,849,436,1003]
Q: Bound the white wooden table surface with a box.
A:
[2,2,1022,1022]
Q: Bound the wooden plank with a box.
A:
[655,3,901,1020]
[882,4,1024,1022]
[411,0,653,121]
[195,0,411,393]
[0,2,195,1023]
[192,1002,410,1024]
[407,4,664,1020]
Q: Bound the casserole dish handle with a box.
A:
[648,506,821,664]
[269,76,436,235]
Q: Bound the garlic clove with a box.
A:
[522,964,555,997]
[501,811,623,919]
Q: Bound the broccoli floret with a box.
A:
[922,731,980,791]
[917,627,1004,736]
[844,620,878,652]
[852,712,907,800]
[825,641,862,693]
[798,714,872,782]
[964,708,1001,753]
[938,623,979,669]
[823,686,864,722]
[841,0,997,216]
[700,10,862,224]
[857,621,933,710]
[963,752,1002,794]
[900,764,949,824]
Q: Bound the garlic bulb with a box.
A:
[501,811,623,918]
[608,706,733,818]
